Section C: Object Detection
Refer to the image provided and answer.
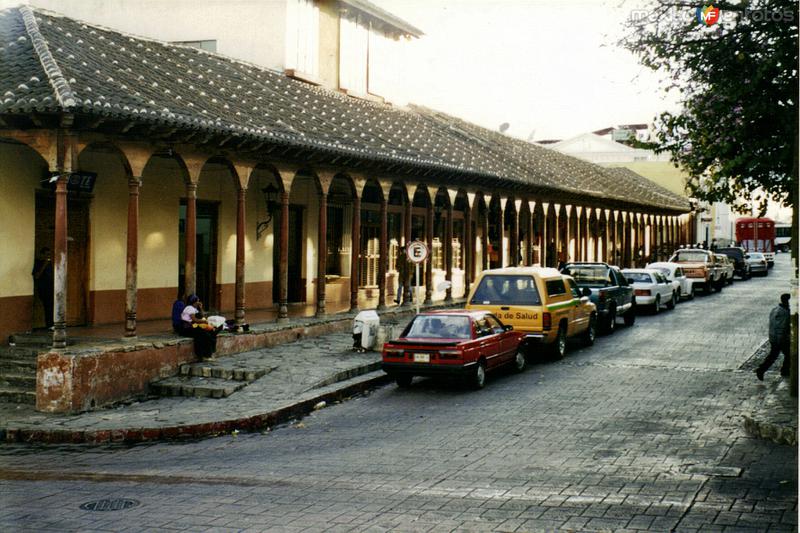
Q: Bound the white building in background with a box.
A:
[10,0,422,104]
[541,129,738,246]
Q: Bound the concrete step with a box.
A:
[0,357,37,373]
[150,376,249,399]
[0,386,36,404]
[178,362,270,381]
[0,373,36,389]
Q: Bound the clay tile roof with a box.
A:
[0,6,689,212]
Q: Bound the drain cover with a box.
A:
[80,499,141,512]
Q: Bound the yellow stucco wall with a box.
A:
[603,161,689,197]
[0,143,45,297]
[79,149,128,292]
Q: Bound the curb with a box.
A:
[743,414,798,447]
[2,370,391,445]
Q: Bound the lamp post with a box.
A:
[256,183,279,240]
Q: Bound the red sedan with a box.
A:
[381,310,526,389]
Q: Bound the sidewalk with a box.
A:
[0,301,457,444]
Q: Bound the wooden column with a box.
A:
[527,204,534,266]
[510,207,519,266]
[497,201,506,267]
[184,182,197,298]
[52,174,68,349]
[377,196,388,310]
[424,201,434,304]
[316,191,327,317]
[350,196,361,311]
[481,207,489,272]
[402,200,412,305]
[445,203,453,302]
[278,190,289,321]
[464,204,472,294]
[124,176,141,337]
[234,186,247,327]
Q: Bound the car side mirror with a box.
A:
[582,287,591,297]
[626,278,634,284]
[745,254,750,259]
[504,324,513,331]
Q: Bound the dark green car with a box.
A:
[560,262,636,333]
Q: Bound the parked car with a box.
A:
[466,267,597,360]
[560,262,635,333]
[381,310,525,389]
[646,261,694,300]
[622,268,677,312]
[668,248,724,294]
[714,247,751,280]
[746,252,769,276]
[715,254,735,285]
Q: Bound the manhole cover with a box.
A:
[79,498,141,512]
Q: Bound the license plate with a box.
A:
[413,353,430,363]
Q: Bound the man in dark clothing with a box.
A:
[756,293,791,380]
[32,246,54,329]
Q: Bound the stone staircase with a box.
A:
[0,334,52,404]
[151,359,272,399]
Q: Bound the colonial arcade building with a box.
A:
[0,7,693,348]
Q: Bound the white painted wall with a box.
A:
[27,0,289,73]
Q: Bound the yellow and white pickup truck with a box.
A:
[465,267,597,360]
[668,248,725,294]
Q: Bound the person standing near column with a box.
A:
[32,246,54,330]
[756,293,791,380]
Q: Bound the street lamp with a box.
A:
[256,183,279,241]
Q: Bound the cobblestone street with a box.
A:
[0,257,796,532]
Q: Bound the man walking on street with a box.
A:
[756,293,792,380]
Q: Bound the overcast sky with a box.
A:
[374,0,678,141]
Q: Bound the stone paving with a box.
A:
[0,256,795,532]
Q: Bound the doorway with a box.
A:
[179,201,219,310]
[34,192,90,327]
[273,205,305,303]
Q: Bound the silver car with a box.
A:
[746,252,769,276]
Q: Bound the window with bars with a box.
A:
[452,238,462,270]
[432,238,443,270]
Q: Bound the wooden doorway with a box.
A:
[34,192,90,327]
[179,201,219,310]
[273,205,305,303]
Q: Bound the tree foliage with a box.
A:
[621,0,798,213]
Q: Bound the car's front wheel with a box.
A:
[513,350,526,372]
[667,292,677,310]
[689,286,695,300]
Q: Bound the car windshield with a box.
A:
[671,251,709,262]
[470,275,541,305]
[561,265,609,287]
[749,253,764,259]
[403,315,472,339]
[624,272,653,283]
